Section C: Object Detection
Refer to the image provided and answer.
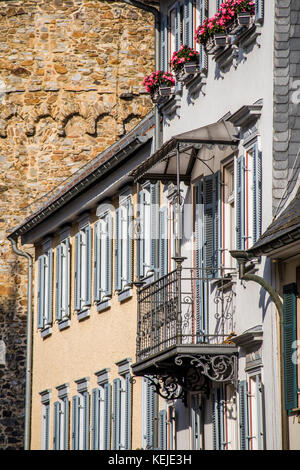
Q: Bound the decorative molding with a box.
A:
[40,389,51,404]
[75,377,89,393]
[95,368,110,386]
[56,383,69,399]
[77,212,91,230]
[227,101,263,130]
[116,358,132,376]
[59,226,71,242]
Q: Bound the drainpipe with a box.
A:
[8,235,33,451]
[118,0,161,151]
[230,250,288,450]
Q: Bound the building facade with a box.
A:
[6,0,300,451]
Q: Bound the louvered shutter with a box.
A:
[203,173,220,277]
[216,0,221,10]
[46,250,53,326]
[283,283,298,411]
[159,206,169,278]
[72,395,80,450]
[255,0,264,24]
[212,388,224,450]
[85,226,92,307]
[44,403,50,450]
[236,156,245,250]
[113,378,121,450]
[56,245,62,320]
[104,383,111,450]
[184,0,193,47]
[74,233,81,311]
[159,410,167,450]
[63,239,70,319]
[199,0,208,73]
[53,401,61,450]
[194,182,206,340]
[138,190,145,279]
[37,256,44,328]
[105,213,112,297]
[63,397,69,450]
[150,183,160,273]
[94,222,101,302]
[160,16,168,72]
[115,208,122,291]
[146,379,153,449]
[239,380,249,450]
[252,144,262,245]
[83,392,90,450]
[91,388,100,450]
[125,373,132,450]
[126,199,133,286]
[175,3,181,51]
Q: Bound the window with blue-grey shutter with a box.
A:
[125,373,132,450]
[216,0,221,11]
[46,249,53,326]
[252,144,262,244]
[113,378,121,450]
[94,213,112,303]
[239,380,249,450]
[91,388,101,450]
[159,410,167,450]
[115,196,133,293]
[63,397,69,450]
[212,387,225,450]
[127,198,133,287]
[199,0,208,74]
[72,395,80,450]
[74,226,92,312]
[41,401,50,450]
[159,206,169,278]
[283,283,298,412]
[175,3,182,51]
[184,0,193,48]
[150,183,160,275]
[37,256,44,329]
[56,238,70,322]
[74,233,81,311]
[191,394,202,449]
[236,155,245,250]
[203,172,220,277]
[104,383,111,450]
[255,0,264,24]
[37,249,53,330]
[85,226,92,307]
[143,377,158,449]
[83,391,90,450]
[53,401,61,450]
[160,16,168,72]
[115,207,122,292]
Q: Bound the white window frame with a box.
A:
[75,221,92,313]
[115,193,133,293]
[222,161,235,270]
[94,211,112,303]
[37,241,53,331]
[56,237,70,322]
[247,371,264,450]
[190,393,203,450]
[40,389,51,450]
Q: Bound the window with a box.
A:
[239,374,264,450]
[56,236,70,323]
[142,377,158,450]
[112,372,132,450]
[74,223,92,314]
[40,389,51,450]
[53,385,69,450]
[222,162,235,269]
[236,142,262,250]
[283,282,298,412]
[212,386,226,450]
[91,371,112,450]
[37,243,53,332]
[115,195,133,293]
[94,212,112,303]
[138,183,160,280]
[72,379,90,450]
[191,394,203,449]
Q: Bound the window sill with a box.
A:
[118,288,132,303]
[40,327,52,338]
[76,308,90,321]
[58,319,70,330]
[96,299,111,312]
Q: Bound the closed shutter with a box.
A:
[53,401,61,450]
[239,380,249,450]
[72,395,80,450]
[74,233,81,310]
[85,226,92,307]
[125,373,132,450]
[212,388,225,450]
[113,378,121,450]
[46,250,53,326]
[160,16,168,72]
[56,245,62,321]
[63,397,69,450]
[252,144,262,244]
[150,183,160,273]
[283,283,298,411]
[94,221,101,302]
[255,0,264,24]
[104,383,111,450]
[236,156,245,250]
[37,256,44,329]
[127,198,133,286]
[105,213,113,297]
[115,208,122,291]
[184,0,193,48]
[159,410,167,450]
[159,206,169,278]
[203,173,220,277]
[194,182,206,340]
[91,388,100,450]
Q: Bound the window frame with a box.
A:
[37,240,53,333]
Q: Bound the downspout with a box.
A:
[119,0,161,151]
[8,235,33,451]
[230,250,288,450]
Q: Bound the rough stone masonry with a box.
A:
[0,0,154,449]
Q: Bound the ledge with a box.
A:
[96,299,111,312]
[118,288,132,302]
[58,319,70,331]
[76,308,90,321]
[41,327,52,339]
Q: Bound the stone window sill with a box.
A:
[118,288,132,302]
[96,298,111,312]
[76,308,90,321]
[40,327,52,338]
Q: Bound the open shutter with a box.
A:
[194,182,206,339]
[44,403,50,450]
[236,156,245,250]
[37,256,44,329]
[53,401,61,450]
[104,383,111,450]
[94,222,100,302]
[212,388,225,450]
[46,250,53,326]
[239,380,249,450]
[175,3,181,51]
[216,0,221,10]
[125,373,132,450]
[159,410,167,450]
[255,0,264,24]
[199,0,208,73]
[184,0,193,47]
[74,233,81,311]
[150,183,160,273]
[160,15,168,72]
[91,388,100,450]
[115,208,122,291]
[159,206,169,278]
[72,395,80,450]
[126,199,133,286]
[138,190,145,279]
[113,378,121,450]
[105,213,112,297]
[56,245,62,321]
[85,226,92,307]
[83,392,90,450]
[203,174,219,277]
[63,397,69,450]
[283,283,298,411]
[252,144,262,244]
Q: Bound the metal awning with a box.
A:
[131,120,239,183]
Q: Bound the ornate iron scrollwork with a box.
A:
[174,353,236,382]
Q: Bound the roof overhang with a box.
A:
[131,120,239,183]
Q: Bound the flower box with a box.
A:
[184,63,199,75]
[215,33,228,47]
[237,12,252,26]
[159,86,173,97]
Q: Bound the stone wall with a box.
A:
[0,0,154,449]
[273,0,300,215]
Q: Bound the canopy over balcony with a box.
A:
[131,120,239,184]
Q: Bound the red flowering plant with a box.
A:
[143,70,175,96]
[170,45,200,74]
[233,0,255,14]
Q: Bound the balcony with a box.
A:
[132,260,238,400]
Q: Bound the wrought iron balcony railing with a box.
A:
[136,259,236,363]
